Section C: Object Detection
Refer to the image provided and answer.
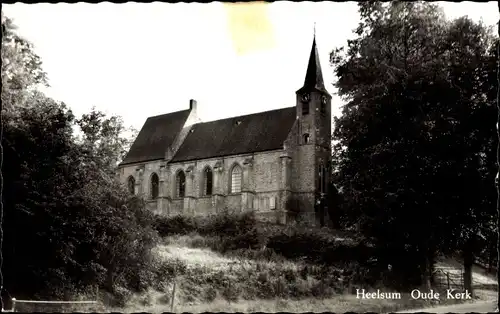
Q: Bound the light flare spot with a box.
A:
[224,2,276,56]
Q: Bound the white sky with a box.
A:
[3,2,499,132]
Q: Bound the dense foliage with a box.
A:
[154,212,386,288]
[1,14,156,301]
[330,2,498,289]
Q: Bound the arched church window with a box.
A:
[230,165,242,194]
[269,196,276,209]
[127,176,135,195]
[150,173,159,199]
[303,133,310,144]
[253,198,259,210]
[176,171,186,198]
[203,167,213,196]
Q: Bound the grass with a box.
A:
[153,239,346,300]
[8,212,498,313]
[14,235,497,313]
[18,287,494,313]
[174,291,488,313]
[119,293,433,313]
[101,232,496,313]
[26,211,492,313]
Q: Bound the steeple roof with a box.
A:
[297,36,328,95]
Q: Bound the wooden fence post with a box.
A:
[170,279,177,312]
[461,271,464,290]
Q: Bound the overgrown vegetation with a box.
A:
[154,211,418,291]
[154,253,347,302]
[147,211,494,312]
[2,13,152,303]
[330,1,498,293]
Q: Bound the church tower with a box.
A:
[292,35,332,226]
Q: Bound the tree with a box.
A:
[75,108,138,175]
[330,1,497,290]
[1,13,48,113]
[1,15,157,301]
[2,91,159,299]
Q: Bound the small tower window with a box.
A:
[317,164,322,193]
[317,164,327,194]
[303,133,310,144]
[320,95,327,115]
[302,103,309,115]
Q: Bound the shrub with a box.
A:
[311,280,334,298]
[226,247,286,263]
[219,227,267,252]
[221,283,240,302]
[111,286,133,307]
[203,287,217,302]
[157,293,171,305]
[154,215,199,237]
[2,94,163,301]
[199,209,258,236]
[153,208,384,294]
[153,210,258,239]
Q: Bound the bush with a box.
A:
[266,226,375,266]
[155,210,374,270]
[220,228,267,252]
[154,209,389,292]
[2,98,160,300]
[203,287,217,302]
[198,209,258,236]
[154,210,258,239]
[154,215,199,237]
[157,293,171,305]
[111,286,133,307]
[153,210,263,254]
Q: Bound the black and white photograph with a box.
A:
[1,1,499,312]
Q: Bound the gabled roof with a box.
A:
[296,36,329,95]
[170,107,297,163]
[120,109,191,165]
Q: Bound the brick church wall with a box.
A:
[120,149,287,223]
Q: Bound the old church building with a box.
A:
[118,37,332,226]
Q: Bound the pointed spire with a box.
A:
[298,28,327,94]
